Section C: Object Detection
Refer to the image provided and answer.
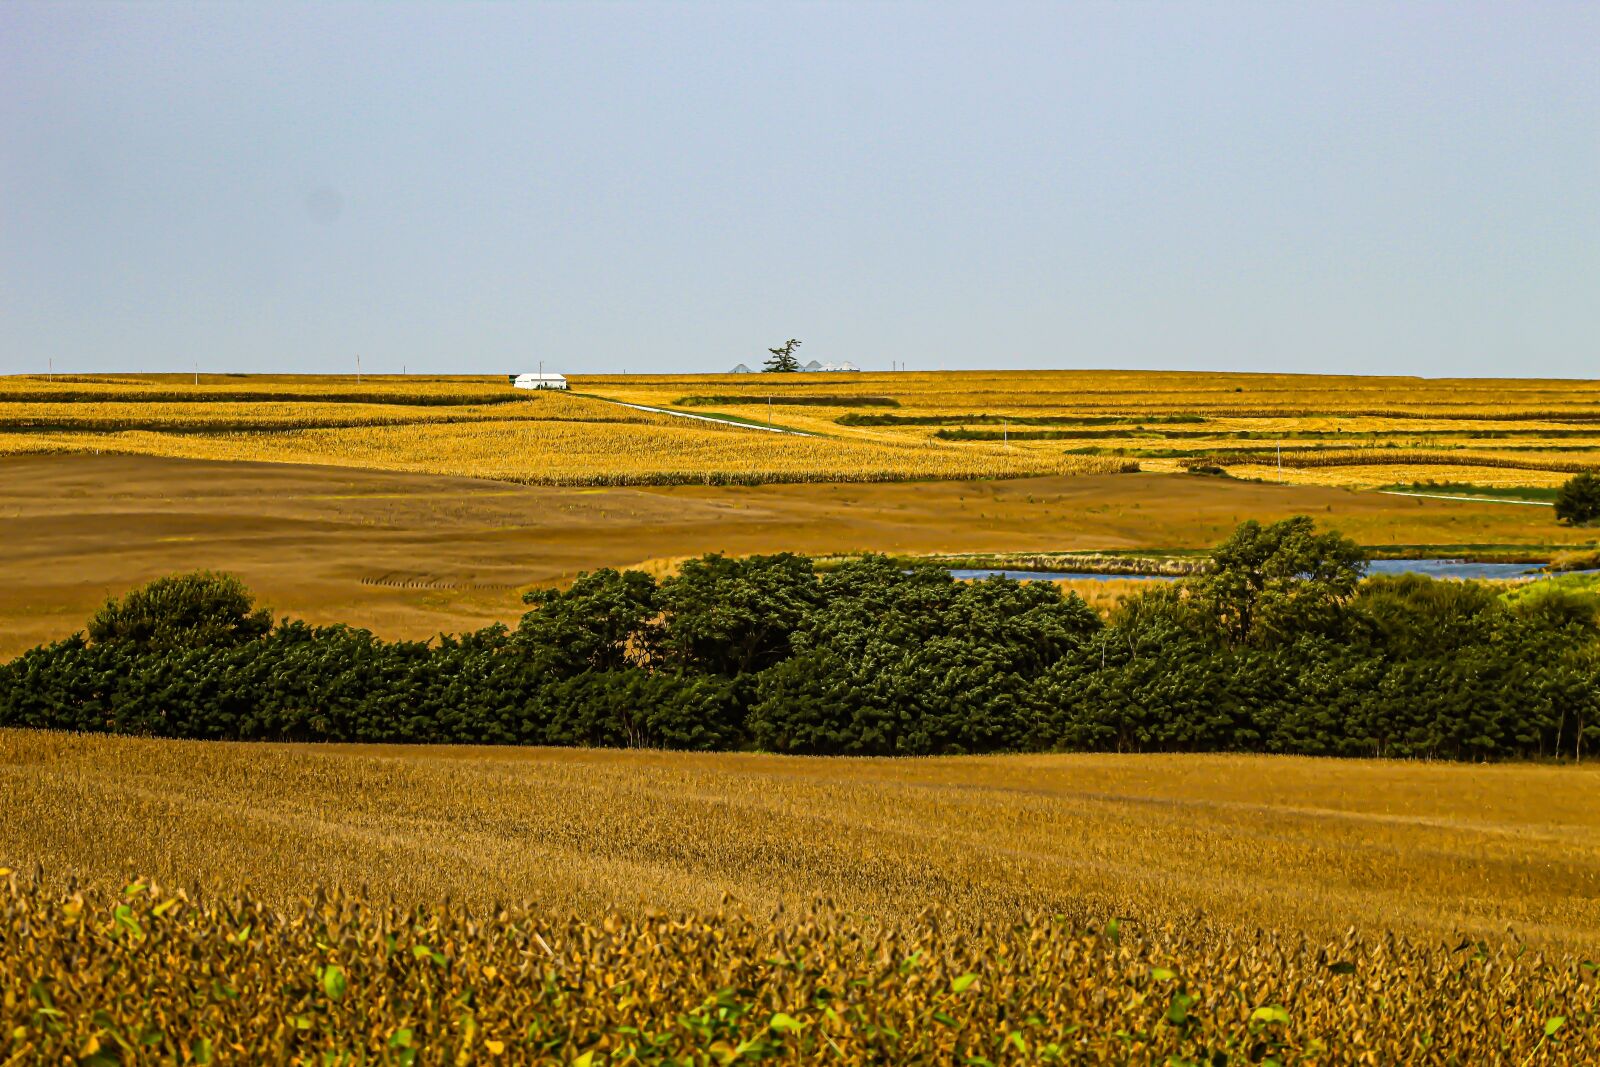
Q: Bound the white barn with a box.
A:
[512,373,568,391]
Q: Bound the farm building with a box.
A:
[729,363,753,373]
[511,373,568,390]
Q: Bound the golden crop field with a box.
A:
[0,420,1125,486]
[584,369,1600,489]
[6,729,1600,1062]
[8,369,1600,488]
[0,374,1126,486]
[14,730,1600,944]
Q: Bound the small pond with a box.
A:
[949,559,1582,583]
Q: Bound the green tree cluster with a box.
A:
[1556,473,1600,526]
[4,519,1597,761]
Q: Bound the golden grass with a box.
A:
[7,729,1600,1061]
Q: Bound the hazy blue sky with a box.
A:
[2,2,1596,377]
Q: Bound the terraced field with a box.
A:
[586,369,1600,489]
[0,374,1121,485]
[10,369,1600,489]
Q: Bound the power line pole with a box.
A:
[356,354,362,384]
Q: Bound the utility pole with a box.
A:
[194,362,199,386]
[47,357,52,380]
[356,354,362,385]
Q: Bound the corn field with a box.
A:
[8,370,1600,487]
[582,369,1600,488]
[0,376,1129,485]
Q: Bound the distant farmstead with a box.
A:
[731,359,859,374]
[511,373,568,391]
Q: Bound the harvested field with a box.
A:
[1,453,1593,658]
[6,729,1600,949]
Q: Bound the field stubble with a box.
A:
[6,730,1599,948]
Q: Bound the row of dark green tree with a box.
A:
[3,517,1597,760]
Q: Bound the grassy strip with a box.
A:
[1361,543,1572,563]
[854,408,1600,422]
[1379,481,1562,503]
[1064,446,1286,458]
[1062,446,1600,473]
[812,549,1208,576]
[676,394,900,407]
[0,390,521,406]
[914,552,1205,576]
[839,413,1207,427]
[1282,450,1600,474]
[670,409,821,434]
[944,427,1600,442]
[0,413,647,434]
[1054,408,1600,421]
[568,394,823,436]
[818,543,1589,575]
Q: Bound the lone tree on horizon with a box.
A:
[763,339,802,373]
